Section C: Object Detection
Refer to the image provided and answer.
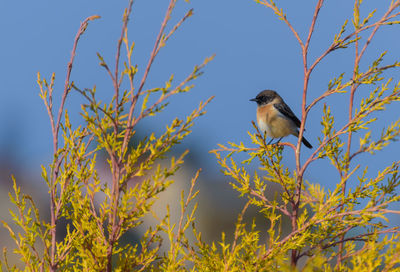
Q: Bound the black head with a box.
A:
[250,90,279,106]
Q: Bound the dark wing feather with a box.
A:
[273,103,301,128]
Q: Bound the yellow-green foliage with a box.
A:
[2,1,212,271]
[3,0,400,271]
[210,0,400,271]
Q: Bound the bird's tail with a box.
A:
[293,131,313,149]
[301,136,312,149]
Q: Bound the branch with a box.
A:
[54,15,100,152]
[49,15,99,272]
[121,0,177,158]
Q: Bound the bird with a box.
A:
[250,90,312,149]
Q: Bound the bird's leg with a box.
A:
[274,137,283,146]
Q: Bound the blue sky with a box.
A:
[1,0,400,205]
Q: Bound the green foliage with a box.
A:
[2,1,212,271]
[210,0,400,270]
[3,0,400,271]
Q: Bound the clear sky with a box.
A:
[1,0,399,215]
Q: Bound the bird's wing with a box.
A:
[273,102,301,128]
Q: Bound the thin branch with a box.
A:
[171,169,200,261]
[223,201,251,272]
[114,0,134,115]
[300,226,400,260]
[262,204,399,260]
[121,0,177,159]
[54,15,100,152]
[290,1,325,266]
[305,0,324,54]
[106,3,135,265]
[48,15,99,272]
[259,0,305,50]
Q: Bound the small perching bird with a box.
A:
[250,90,312,149]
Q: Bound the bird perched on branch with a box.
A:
[250,90,312,149]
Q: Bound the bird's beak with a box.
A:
[250,98,257,102]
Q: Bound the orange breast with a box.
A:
[256,104,297,138]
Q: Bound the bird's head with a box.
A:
[250,90,279,106]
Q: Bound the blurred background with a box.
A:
[1,0,400,257]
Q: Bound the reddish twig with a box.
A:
[121,0,177,158]
[290,0,325,266]
[337,1,400,266]
[45,15,99,272]
[113,0,134,129]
